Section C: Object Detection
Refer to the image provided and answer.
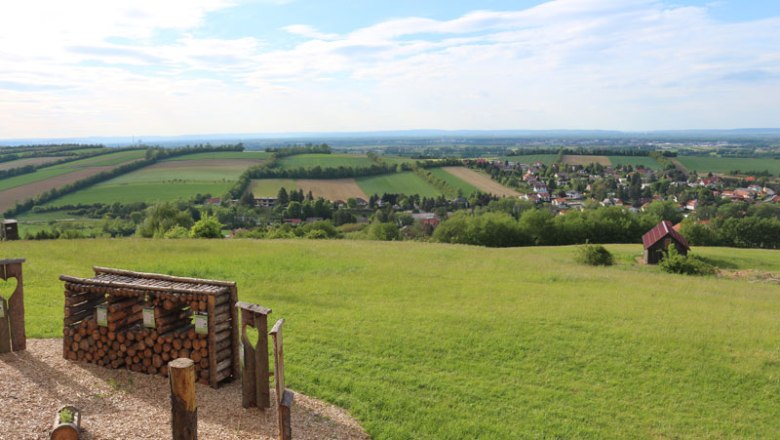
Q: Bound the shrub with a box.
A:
[163,225,190,239]
[189,215,224,238]
[575,242,614,266]
[659,248,716,276]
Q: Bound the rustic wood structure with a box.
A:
[237,301,272,409]
[50,405,81,440]
[60,267,240,387]
[169,358,198,440]
[642,220,690,264]
[0,258,26,353]
[1,219,19,241]
[271,319,294,440]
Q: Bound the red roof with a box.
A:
[642,220,690,250]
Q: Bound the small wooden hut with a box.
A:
[1,219,19,241]
[642,220,690,264]
[60,267,240,388]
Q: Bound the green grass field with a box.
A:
[250,178,298,197]
[677,156,780,176]
[0,150,146,191]
[163,151,270,161]
[357,172,442,197]
[607,156,661,169]
[4,239,780,439]
[278,154,376,170]
[43,153,264,206]
[427,168,480,196]
[500,154,559,165]
[377,156,420,166]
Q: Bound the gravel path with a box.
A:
[0,339,369,440]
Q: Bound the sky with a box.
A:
[0,0,779,139]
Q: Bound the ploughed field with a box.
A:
[5,239,780,439]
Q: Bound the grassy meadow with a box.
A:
[677,156,780,176]
[4,239,780,439]
[277,154,376,170]
[356,172,442,197]
[607,155,661,169]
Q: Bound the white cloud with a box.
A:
[0,0,779,137]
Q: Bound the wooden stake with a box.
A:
[2,259,25,351]
[0,296,10,354]
[169,358,197,440]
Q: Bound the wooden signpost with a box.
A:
[0,258,25,354]
[271,319,294,440]
[236,301,272,409]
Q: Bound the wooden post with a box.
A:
[0,295,10,354]
[169,358,197,440]
[236,301,272,409]
[1,259,25,352]
[271,319,294,440]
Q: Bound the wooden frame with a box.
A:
[236,301,272,409]
[60,267,239,388]
[0,258,25,353]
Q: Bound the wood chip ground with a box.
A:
[0,339,369,440]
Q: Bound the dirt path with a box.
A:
[0,339,368,440]
[0,166,114,212]
[297,179,368,201]
[441,167,520,197]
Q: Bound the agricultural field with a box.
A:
[607,156,661,169]
[44,152,266,206]
[0,156,65,171]
[278,154,376,170]
[5,239,780,439]
[501,154,559,165]
[562,155,611,166]
[439,167,518,196]
[0,150,147,212]
[377,156,419,167]
[356,172,442,198]
[250,178,298,197]
[676,156,780,176]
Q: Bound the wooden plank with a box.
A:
[5,262,25,351]
[0,296,10,354]
[270,319,285,405]
[93,266,236,287]
[207,295,217,387]
[229,286,241,382]
[255,313,270,408]
[241,326,257,408]
[235,301,271,316]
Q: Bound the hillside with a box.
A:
[4,239,780,439]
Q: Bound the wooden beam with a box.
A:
[270,319,285,404]
[0,296,10,354]
[4,260,25,351]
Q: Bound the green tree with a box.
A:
[190,215,224,238]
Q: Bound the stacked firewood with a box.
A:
[61,283,233,385]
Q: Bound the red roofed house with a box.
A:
[642,220,690,264]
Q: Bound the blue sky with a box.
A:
[0,0,778,138]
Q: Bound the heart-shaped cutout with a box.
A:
[0,276,18,297]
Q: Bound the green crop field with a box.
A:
[378,156,420,166]
[250,178,298,197]
[0,149,146,192]
[278,154,376,170]
[427,168,480,196]
[676,156,780,176]
[357,172,442,197]
[163,151,270,161]
[500,154,559,165]
[5,239,780,439]
[607,156,661,169]
[44,153,265,206]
